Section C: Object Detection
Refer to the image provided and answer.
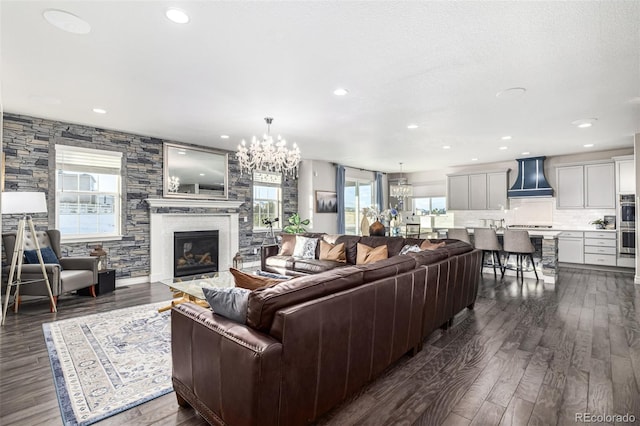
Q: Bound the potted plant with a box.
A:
[590,218,605,229]
[283,213,310,234]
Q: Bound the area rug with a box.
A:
[43,302,173,426]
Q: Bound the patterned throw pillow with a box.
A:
[293,236,318,259]
[356,243,388,265]
[399,244,422,255]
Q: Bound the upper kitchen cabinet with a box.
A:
[447,170,508,210]
[613,155,635,194]
[556,161,615,209]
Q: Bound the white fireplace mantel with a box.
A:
[145,198,243,209]
[147,199,241,282]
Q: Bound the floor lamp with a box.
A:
[1,192,57,325]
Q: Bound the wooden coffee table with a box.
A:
[158,271,235,312]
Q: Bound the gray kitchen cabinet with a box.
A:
[556,161,614,209]
[614,156,634,194]
[487,172,508,210]
[584,163,615,208]
[469,174,487,210]
[447,170,508,211]
[447,175,469,210]
[556,166,584,209]
[558,231,584,264]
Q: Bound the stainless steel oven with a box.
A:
[620,194,635,227]
[619,228,635,255]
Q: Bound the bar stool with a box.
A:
[472,228,503,278]
[405,223,421,238]
[447,228,471,244]
[502,229,538,280]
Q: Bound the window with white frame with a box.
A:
[413,196,447,215]
[55,145,123,241]
[253,171,282,230]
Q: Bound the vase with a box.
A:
[369,220,386,236]
[360,215,370,236]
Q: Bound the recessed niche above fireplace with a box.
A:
[174,230,219,278]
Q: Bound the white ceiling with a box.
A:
[2,1,639,173]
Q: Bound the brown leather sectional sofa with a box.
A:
[171,234,481,426]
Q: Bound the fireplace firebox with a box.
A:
[173,230,219,278]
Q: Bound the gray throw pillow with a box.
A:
[202,286,250,324]
[293,235,318,259]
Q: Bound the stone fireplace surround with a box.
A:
[146,199,243,282]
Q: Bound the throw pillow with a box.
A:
[356,243,388,265]
[292,235,318,259]
[399,244,422,255]
[319,241,346,263]
[279,234,297,256]
[420,240,446,251]
[230,267,287,290]
[202,286,250,324]
[23,247,63,270]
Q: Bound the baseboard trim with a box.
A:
[116,276,150,287]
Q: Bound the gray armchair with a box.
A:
[2,230,98,310]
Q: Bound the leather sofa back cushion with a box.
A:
[407,249,449,266]
[356,243,388,265]
[359,236,406,257]
[319,241,346,263]
[230,268,287,290]
[279,234,297,256]
[441,240,474,256]
[246,266,364,331]
[357,255,417,282]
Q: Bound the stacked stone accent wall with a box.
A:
[2,113,297,279]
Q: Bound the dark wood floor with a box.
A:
[1,268,639,425]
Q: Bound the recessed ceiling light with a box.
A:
[499,146,508,150]
[572,118,597,128]
[501,135,512,140]
[471,158,478,161]
[166,7,190,24]
[92,108,107,114]
[496,87,526,99]
[178,151,186,155]
[220,135,230,139]
[333,88,349,96]
[43,9,91,34]
[522,151,530,155]
[407,124,419,129]
[442,145,451,150]
[584,144,595,148]
[199,173,205,176]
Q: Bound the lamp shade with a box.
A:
[1,192,48,214]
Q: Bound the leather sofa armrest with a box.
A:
[171,303,282,426]
[260,244,280,272]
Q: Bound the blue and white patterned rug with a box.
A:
[43,302,173,426]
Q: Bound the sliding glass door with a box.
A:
[344,179,373,235]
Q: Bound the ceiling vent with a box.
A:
[508,156,554,198]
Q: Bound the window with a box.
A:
[344,179,374,235]
[253,171,282,230]
[413,196,447,215]
[55,145,123,241]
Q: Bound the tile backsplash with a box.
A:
[451,198,616,230]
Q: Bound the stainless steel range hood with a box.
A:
[507,156,554,198]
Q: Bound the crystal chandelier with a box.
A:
[236,117,301,178]
[390,162,413,198]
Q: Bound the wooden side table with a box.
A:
[79,268,116,296]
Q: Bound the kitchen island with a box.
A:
[464,228,561,283]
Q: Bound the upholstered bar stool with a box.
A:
[472,228,503,278]
[447,228,471,244]
[502,229,538,280]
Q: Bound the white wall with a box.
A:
[298,159,338,233]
